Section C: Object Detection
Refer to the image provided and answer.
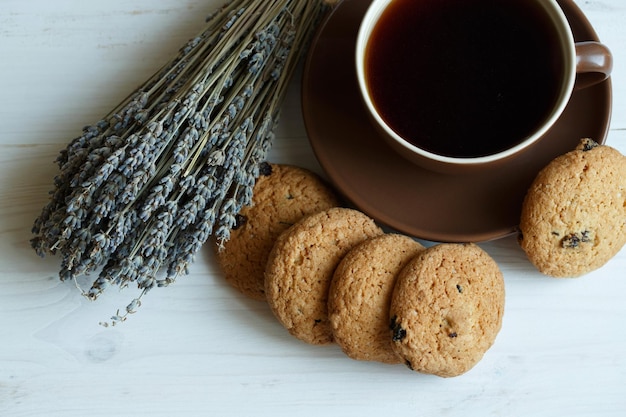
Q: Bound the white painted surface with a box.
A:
[1,1,624,416]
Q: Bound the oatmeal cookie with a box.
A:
[328,234,425,363]
[389,243,505,377]
[519,139,626,277]
[265,208,383,345]
[216,163,340,300]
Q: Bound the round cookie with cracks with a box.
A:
[519,139,626,277]
[216,163,340,300]
[264,207,383,345]
[390,243,505,377]
[328,233,425,363]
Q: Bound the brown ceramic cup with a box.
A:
[356,0,613,174]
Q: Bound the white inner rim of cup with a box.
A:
[355,0,577,166]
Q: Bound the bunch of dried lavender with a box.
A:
[31,0,331,325]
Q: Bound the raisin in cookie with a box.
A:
[328,234,425,364]
[519,139,626,277]
[265,208,383,345]
[216,163,340,300]
[390,243,505,377]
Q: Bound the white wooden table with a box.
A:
[1,1,624,416]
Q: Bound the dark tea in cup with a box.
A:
[365,0,563,158]
[355,0,612,173]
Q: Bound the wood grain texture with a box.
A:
[1,1,625,416]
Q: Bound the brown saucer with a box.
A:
[301,0,612,243]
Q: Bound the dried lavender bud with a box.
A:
[259,161,273,176]
[232,213,248,230]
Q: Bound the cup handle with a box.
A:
[574,41,613,90]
